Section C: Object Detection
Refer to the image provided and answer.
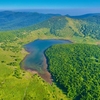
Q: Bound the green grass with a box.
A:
[0,47,68,100]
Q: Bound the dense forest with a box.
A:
[45,44,100,100]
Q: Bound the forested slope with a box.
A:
[45,44,100,100]
[23,13,100,41]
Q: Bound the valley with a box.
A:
[0,11,100,100]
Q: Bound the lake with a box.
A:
[21,39,71,83]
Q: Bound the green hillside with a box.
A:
[45,44,100,100]
[20,14,100,43]
[0,32,69,100]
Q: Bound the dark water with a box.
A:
[21,39,71,76]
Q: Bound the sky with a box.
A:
[0,0,100,15]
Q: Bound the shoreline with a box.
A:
[20,47,53,84]
[20,39,72,84]
[38,54,52,84]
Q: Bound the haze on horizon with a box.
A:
[0,0,100,15]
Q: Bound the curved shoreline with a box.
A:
[20,48,53,84]
[20,39,72,84]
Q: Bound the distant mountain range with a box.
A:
[0,11,61,30]
[0,11,100,40]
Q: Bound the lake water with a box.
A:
[21,39,71,82]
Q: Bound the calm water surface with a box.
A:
[21,39,71,81]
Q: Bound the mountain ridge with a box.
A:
[0,11,61,30]
[0,11,100,42]
[21,14,100,40]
